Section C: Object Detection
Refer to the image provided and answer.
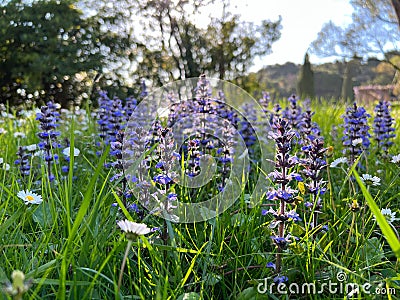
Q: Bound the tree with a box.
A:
[96,0,282,84]
[393,0,400,28]
[206,2,281,80]
[0,0,130,106]
[341,57,360,101]
[297,53,315,98]
[310,0,400,71]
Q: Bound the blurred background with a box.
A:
[0,0,399,107]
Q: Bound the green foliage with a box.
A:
[0,99,399,299]
[0,0,130,107]
[207,11,281,80]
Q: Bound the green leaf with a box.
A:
[352,168,400,259]
[203,273,222,286]
[236,287,271,300]
[358,237,384,265]
[32,202,53,228]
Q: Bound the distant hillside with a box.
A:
[241,57,397,100]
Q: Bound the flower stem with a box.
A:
[118,239,133,292]
[276,165,286,274]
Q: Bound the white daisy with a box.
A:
[391,154,400,164]
[33,150,46,158]
[117,220,152,240]
[360,174,381,186]
[17,190,43,205]
[377,208,398,224]
[352,138,363,146]
[62,147,80,157]
[13,132,26,138]
[0,128,6,134]
[330,157,348,167]
[26,144,37,152]
[0,158,9,171]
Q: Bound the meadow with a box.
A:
[0,77,400,300]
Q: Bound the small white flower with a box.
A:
[17,190,43,205]
[13,132,26,138]
[330,157,348,168]
[0,158,9,170]
[26,144,37,152]
[378,208,398,224]
[0,128,6,134]
[391,154,400,164]
[62,147,80,157]
[33,150,46,158]
[117,220,152,240]
[352,138,363,146]
[360,174,381,186]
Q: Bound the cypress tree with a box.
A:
[341,57,360,101]
[297,53,315,99]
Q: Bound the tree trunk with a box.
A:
[391,0,400,30]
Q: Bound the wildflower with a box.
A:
[269,103,282,124]
[117,219,152,241]
[17,190,43,205]
[62,147,80,157]
[360,174,381,186]
[282,94,302,130]
[107,97,125,142]
[26,144,37,152]
[96,91,112,141]
[153,174,173,185]
[124,95,138,122]
[373,100,395,156]
[391,154,400,164]
[341,102,371,166]
[352,138,363,146]
[15,146,31,178]
[117,218,151,291]
[350,199,360,212]
[264,118,300,275]
[298,108,321,143]
[3,270,32,298]
[13,132,26,138]
[378,208,398,224]
[36,101,61,181]
[300,137,328,231]
[238,103,258,150]
[266,262,276,270]
[330,157,347,168]
[273,275,289,284]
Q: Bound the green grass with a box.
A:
[0,99,400,299]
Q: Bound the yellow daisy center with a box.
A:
[25,195,34,201]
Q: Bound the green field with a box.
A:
[1,94,400,300]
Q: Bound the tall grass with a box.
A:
[0,98,399,299]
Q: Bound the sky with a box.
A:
[197,0,354,71]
